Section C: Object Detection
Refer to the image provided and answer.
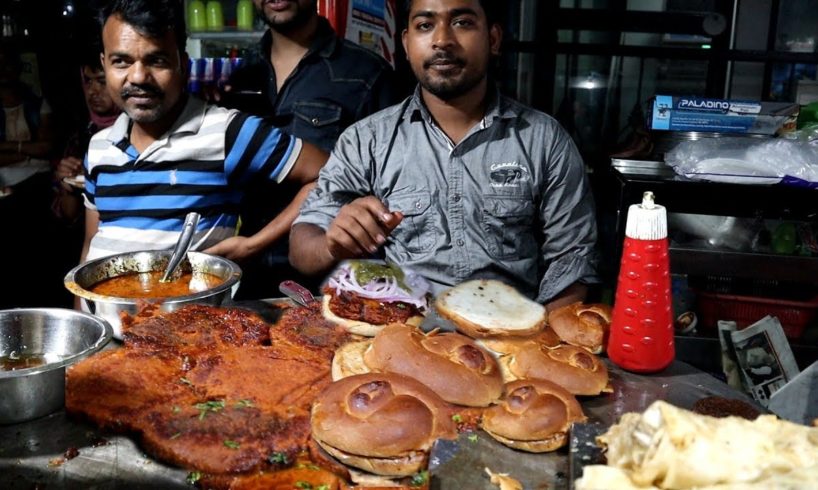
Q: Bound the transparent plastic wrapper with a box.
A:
[665,136,818,187]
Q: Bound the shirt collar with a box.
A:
[260,16,339,61]
[106,95,207,146]
[407,83,518,127]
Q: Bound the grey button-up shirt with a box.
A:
[295,87,599,302]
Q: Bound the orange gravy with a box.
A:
[90,271,224,298]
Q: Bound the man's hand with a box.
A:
[203,236,259,262]
[55,156,83,191]
[326,196,403,260]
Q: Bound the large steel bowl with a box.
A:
[0,308,112,424]
[64,251,241,339]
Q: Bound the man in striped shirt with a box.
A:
[81,0,327,265]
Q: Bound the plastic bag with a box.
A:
[665,136,818,187]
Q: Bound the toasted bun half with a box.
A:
[548,302,612,354]
[435,280,546,339]
[364,323,503,407]
[477,327,562,357]
[331,339,373,381]
[482,379,586,452]
[322,296,423,337]
[311,373,456,477]
[507,344,609,396]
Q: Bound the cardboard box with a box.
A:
[651,95,799,135]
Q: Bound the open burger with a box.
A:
[311,372,456,477]
[322,260,431,336]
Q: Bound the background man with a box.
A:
[223,0,398,297]
[290,0,599,309]
[81,0,326,269]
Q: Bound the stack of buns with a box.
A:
[311,279,614,479]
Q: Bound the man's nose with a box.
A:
[432,24,455,50]
[128,62,150,84]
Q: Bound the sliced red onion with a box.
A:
[327,261,430,311]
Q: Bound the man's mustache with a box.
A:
[423,54,465,69]
[121,85,163,99]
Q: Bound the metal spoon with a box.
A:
[160,212,200,282]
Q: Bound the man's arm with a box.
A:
[205,140,328,261]
[545,282,587,311]
[74,208,100,309]
[290,197,403,275]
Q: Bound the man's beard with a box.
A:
[417,54,484,100]
[121,85,166,123]
[260,2,315,33]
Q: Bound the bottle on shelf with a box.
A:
[236,0,254,31]
[188,0,207,32]
[205,0,224,31]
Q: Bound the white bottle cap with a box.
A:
[625,191,667,240]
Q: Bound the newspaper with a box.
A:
[718,315,800,406]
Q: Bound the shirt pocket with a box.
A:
[292,101,343,150]
[482,196,537,259]
[388,191,434,255]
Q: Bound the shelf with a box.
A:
[675,331,818,373]
[670,246,818,283]
[188,30,265,41]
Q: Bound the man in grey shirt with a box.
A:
[290,0,598,308]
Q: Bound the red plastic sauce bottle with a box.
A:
[608,191,675,373]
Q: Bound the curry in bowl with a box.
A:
[89,270,225,299]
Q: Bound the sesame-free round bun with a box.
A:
[311,373,456,477]
[507,344,609,396]
[322,295,423,337]
[331,339,373,381]
[435,280,546,339]
[549,302,612,354]
[364,323,504,407]
[477,327,562,357]
[482,379,586,452]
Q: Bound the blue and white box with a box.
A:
[651,95,798,135]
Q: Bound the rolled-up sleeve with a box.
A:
[536,126,600,303]
[294,124,373,230]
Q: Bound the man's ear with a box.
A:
[489,23,502,56]
[99,51,105,68]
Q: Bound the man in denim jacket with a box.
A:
[224,0,397,297]
[291,0,599,309]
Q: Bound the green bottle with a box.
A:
[188,0,206,32]
[236,0,254,31]
[772,222,797,255]
[206,0,224,31]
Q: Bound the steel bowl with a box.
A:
[64,251,242,339]
[0,308,112,424]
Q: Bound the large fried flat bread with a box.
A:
[597,400,818,489]
[435,280,546,339]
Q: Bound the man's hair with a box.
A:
[100,0,187,55]
[403,0,502,27]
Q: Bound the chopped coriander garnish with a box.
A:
[179,377,192,386]
[467,433,479,443]
[194,400,225,420]
[267,452,288,465]
[410,469,429,487]
[316,485,330,490]
[170,432,182,440]
[451,414,463,423]
[294,482,312,489]
[172,406,181,414]
[223,440,240,449]
[235,399,254,409]
[186,471,202,484]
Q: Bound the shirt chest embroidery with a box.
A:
[489,161,530,188]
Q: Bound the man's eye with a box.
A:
[416,22,432,31]
[453,18,475,27]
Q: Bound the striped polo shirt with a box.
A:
[83,96,302,262]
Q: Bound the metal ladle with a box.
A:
[160,212,201,282]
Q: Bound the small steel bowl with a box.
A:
[0,308,112,424]
[64,251,242,339]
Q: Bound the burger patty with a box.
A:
[323,287,422,325]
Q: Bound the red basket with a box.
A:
[696,291,818,339]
